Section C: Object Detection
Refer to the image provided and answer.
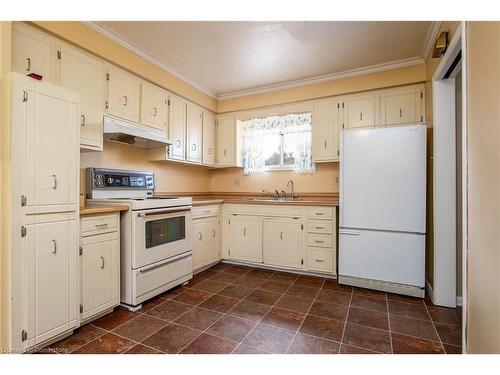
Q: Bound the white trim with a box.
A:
[84,21,218,98]
[456,296,463,307]
[421,21,443,61]
[218,56,424,100]
[425,278,435,303]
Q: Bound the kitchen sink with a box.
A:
[250,198,298,202]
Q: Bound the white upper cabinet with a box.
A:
[58,44,105,151]
[313,98,341,162]
[106,65,140,123]
[12,23,54,82]
[202,111,216,166]
[141,81,168,131]
[344,92,380,129]
[11,74,79,214]
[216,113,236,167]
[380,84,425,126]
[186,103,203,163]
[263,218,303,269]
[168,94,187,160]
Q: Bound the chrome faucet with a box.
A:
[262,189,280,199]
[287,180,298,199]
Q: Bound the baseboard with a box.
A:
[456,296,463,307]
[425,278,435,303]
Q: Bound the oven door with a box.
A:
[132,206,192,269]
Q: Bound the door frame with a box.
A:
[431,22,468,350]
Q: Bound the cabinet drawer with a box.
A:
[81,214,118,235]
[307,248,334,273]
[192,204,220,218]
[307,233,333,248]
[307,219,333,234]
[307,207,334,219]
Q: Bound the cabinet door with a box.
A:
[344,93,379,129]
[263,219,302,268]
[228,216,262,263]
[202,111,216,165]
[27,219,77,344]
[12,23,53,82]
[313,99,340,162]
[21,78,79,211]
[207,217,220,264]
[59,44,105,151]
[192,220,207,270]
[168,95,186,160]
[382,86,424,126]
[106,66,140,122]
[141,81,168,131]
[186,103,202,163]
[216,113,236,166]
[81,236,119,317]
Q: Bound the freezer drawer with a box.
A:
[339,229,425,287]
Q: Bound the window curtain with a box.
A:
[242,112,314,175]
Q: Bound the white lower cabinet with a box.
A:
[192,216,220,270]
[80,213,120,322]
[223,204,337,275]
[263,218,302,269]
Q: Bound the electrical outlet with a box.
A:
[233,177,240,186]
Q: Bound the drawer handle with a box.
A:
[51,239,57,254]
[315,258,325,263]
[315,226,325,230]
[315,240,324,244]
[198,232,202,240]
[212,229,216,237]
[204,210,211,213]
[95,223,108,229]
[100,256,105,269]
[315,212,324,216]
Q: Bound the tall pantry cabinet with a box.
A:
[10,72,80,352]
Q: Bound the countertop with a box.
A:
[80,204,129,215]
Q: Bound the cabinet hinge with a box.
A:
[342,102,345,108]
[105,101,109,109]
[228,249,231,256]
[106,73,110,81]
[337,150,340,156]
[301,224,304,230]
[21,330,27,342]
[167,99,171,106]
[22,90,28,102]
[79,246,83,256]
[342,123,345,129]
[57,50,61,60]
[337,103,340,109]
[421,115,424,122]
[21,226,26,238]
[228,219,231,225]
[21,195,27,207]
[79,304,83,314]
[420,92,423,99]
[301,259,304,265]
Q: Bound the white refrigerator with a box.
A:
[339,124,426,297]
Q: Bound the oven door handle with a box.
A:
[139,251,192,273]
[137,208,191,217]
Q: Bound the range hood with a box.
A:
[103,116,171,149]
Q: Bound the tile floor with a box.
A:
[46,262,463,354]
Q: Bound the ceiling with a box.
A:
[92,21,434,99]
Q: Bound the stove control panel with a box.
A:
[87,168,155,198]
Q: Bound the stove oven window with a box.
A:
[145,216,186,248]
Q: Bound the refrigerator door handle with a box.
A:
[339,229,361,236]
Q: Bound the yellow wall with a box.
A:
[31,21,217,112]
[210,163,338,193]
[466,21,500,354]
[0,21,12,350]
[424,21,460,288]
[80,142,212,195]
[218,64,425,113]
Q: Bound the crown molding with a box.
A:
[83,21,218,99]
[217,56,424,101]
[421,21,443,62]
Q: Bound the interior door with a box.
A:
[313,99,340,161]
[202,111,216,165]
[168,95,186,160]
[27,219,77,344]
[107,66,140,122]
[186,103,202,163]
[141,82,167,131]
[12,23,53,82]
[25,81,79,209]
[229,216,262,263]
[263,218,302,268]
[59,44,105,150]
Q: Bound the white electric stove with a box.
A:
[86,167,193,310]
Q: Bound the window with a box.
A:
[240,112,314,174]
